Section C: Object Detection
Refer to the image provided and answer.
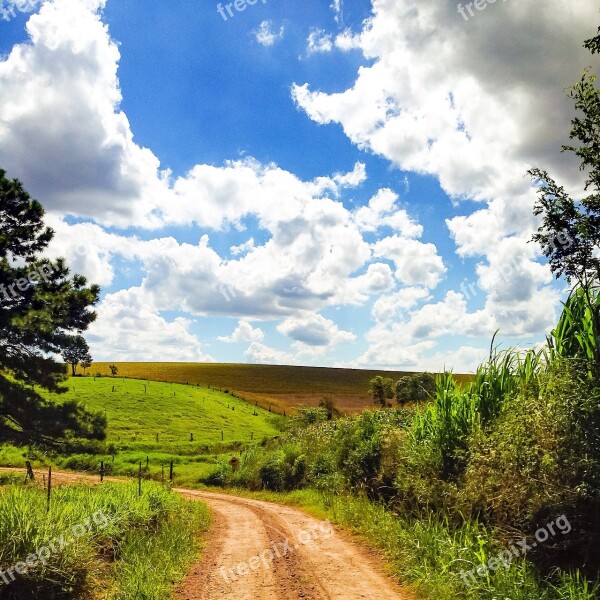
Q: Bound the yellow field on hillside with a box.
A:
[89,363,472,414]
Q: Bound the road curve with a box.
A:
[175,489,414,600]
[0,469,414,599]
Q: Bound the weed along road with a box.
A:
[175,489,412,600]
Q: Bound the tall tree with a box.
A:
[529,27,600,365]
[62,335,92,376]
[0,169,105,447]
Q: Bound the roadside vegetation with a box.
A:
[0,479,210,599]
[204,296,600,598]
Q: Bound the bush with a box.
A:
[459,359,600,572]
[259,453,287,491]
[396,373,436,405]
[318,396,341,420]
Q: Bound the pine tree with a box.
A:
[0,169,105,446]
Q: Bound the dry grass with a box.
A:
[90,363,473,415]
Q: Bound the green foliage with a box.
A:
[409,348,544,482]
[294,407,328,426]
[548,287,600,367]
[209,409,413,495]
[0,481,210,599]
[411,372,475,479]
[396,372,435,404]
[318,395,341,420]
[258,453,288,491]
[61,336,92,377]
[369,376,395,407]
[0,169,102,447]
[460,358,600,542]
[529,28,600,365]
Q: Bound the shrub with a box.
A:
[294,407,328,426]
[318,396,341,420]
[396,373,436,404]
[369,376,395,408]
[259,453,287,491]
[459,359,600,571]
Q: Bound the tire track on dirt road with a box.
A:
[175,490,414,600]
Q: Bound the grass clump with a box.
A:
[0,481,209,599]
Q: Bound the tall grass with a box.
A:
[328,493,598,600]
[250,488,597,600]
[548,286,600,367]
[0,481,209,599]
[410,347,544,479]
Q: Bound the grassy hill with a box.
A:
[89,363,469,414]
[0,377,282,487]
[64,377,280,446]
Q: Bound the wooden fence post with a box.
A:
[100,460,105,482]
[138,462,142,497]
[47,466,52,512]
[25,461,34,482]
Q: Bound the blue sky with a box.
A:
[0,0,598,370]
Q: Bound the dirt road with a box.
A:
[175,489,413,600]
[0,468,413,599]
